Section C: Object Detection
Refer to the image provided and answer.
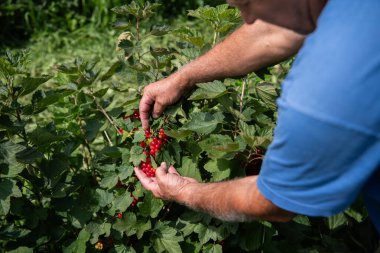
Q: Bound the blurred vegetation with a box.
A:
[0,0,225,48]
[0,0,227,75]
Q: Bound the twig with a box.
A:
[103,130,113,146]
[239,78,247,113]
[91,94,119,132]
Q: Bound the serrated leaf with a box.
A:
[177,157,201,182]
[255,82,278,111]
[188,81,227,100]
[138,192,164,218]
[199,135,238,159]
[100,174,119,189]
[95,189,114,207]
[150,25,171,36]
[132,130,145,143]
[204,159,234,181]
[35,90,75,109]
[110,245,136,253]
[63,229,90,253]
[19,76,51,96]
[129,146,145,166]
[194,223,218,244]
[165,129,192,140]
[0,179,21,216]
[0,141,25,177]
[183,112,223,135]
[112,212,137,236]
[112,21,131,30]
[114,191,133,212]
[293,215,311,226]
[153,221,183,253]
[101,61,123,81]
[203,244,222,253]
[15,147,43,164]
[326,213,347,230]
[7,247,33,253]
[86,221,111,244]
[136,219,152,239]
[28,127,69,147]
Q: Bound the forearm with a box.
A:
[173,20,305,88]
[177,176,294,222]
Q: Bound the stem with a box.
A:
[91,94,119,132]
[103,130,113,146]
[239,78,247,113]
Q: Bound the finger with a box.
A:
[152,101,165,119]
[139,92,155,130]
[134,167,155,191]
[155,162,168,179]
[168,166,180,176]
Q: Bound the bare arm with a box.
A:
[178,20,304,84]
[139,20,305,129]
[134,163,295,222]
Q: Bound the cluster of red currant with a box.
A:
[138,128,169,177]
[123,109,140,120]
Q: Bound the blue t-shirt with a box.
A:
[257,0,380,232]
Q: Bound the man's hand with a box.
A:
[139,75,190,130]
[134,162,198,201]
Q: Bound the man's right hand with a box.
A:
[139,74,189,130]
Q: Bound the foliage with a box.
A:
[0,1,379,253]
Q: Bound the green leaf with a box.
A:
[28,127,69,147]
[35,90,75,109]
[177,157,201,182]
[194,223,218,244]
[199,135,239,159]
[112,21,131,30]
[100,174,119,189]
[204,159,234,181]
[165,129,192,140]
[110,245,136,253]
[101,61,123,81]
[153,221,183,253]
[183,112,223,135]
[15,147,43,164]
[255,82,278,111]
[0,141,25,177]
[86,221,111,244]
[63,229,90,253]
[132,130,145,143]
[7,247,33,253]
[150,25,171,36]
[138,192,164,218]
[136,218,152,239]
[129,146,145,166]
[203,244,222,253]
[95,189,114,207]
[344,208,364,222]
[0,179,21,216]
[293,215,311,226]
[113,212,137,236]
[326,213,347,230]
[114,191,133,212]
[188,81,227,100]
[19,76,51,96]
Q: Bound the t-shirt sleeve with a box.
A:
[252,0,327,34]
[256,106,380,216]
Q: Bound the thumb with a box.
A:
[155,162,168,179]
